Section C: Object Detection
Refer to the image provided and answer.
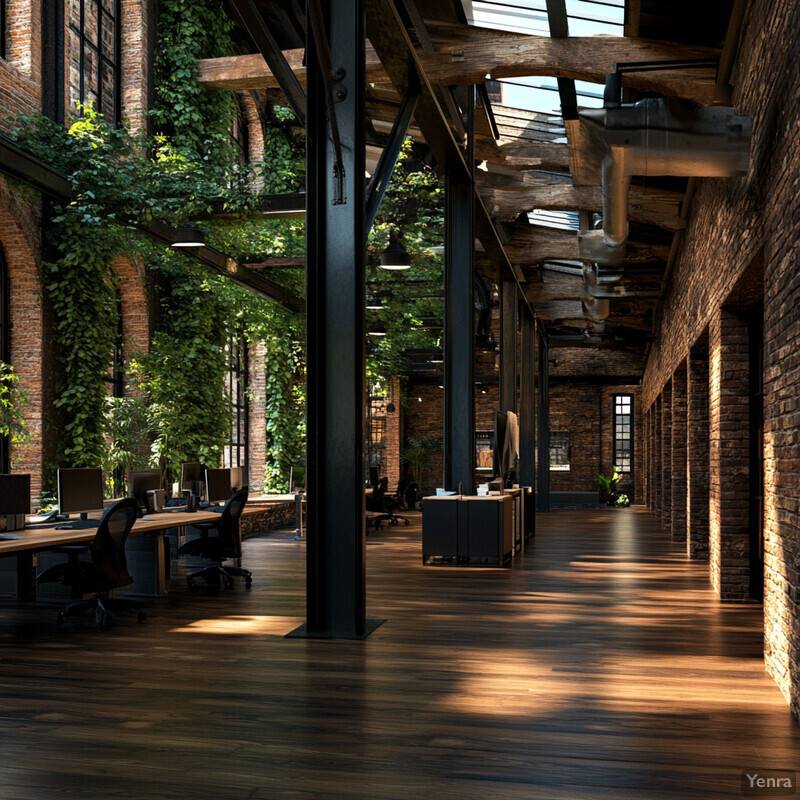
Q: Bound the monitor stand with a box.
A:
[80,512,89,521]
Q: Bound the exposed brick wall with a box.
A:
[120,0,151,132]
[0,178,43,505]
[0,0,42,130]
[549,383,600,492]
[708,309,752,602]
[654,395,662,517]
[111,256,149,386]
[660,380,672,532]
[403,384,443,495]
[671,365,687,542]
[6,0,42,80]
[247,341,267,494]
[642,2,800,719]
[687,347,709,560]
[384,378,401,489]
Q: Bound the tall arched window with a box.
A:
[68,0,120,124]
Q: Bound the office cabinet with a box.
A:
[422,495,512,566]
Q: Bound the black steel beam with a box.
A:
[366,90,419,232]
[0,135,305,312]
[228,0,307,125]
[291,0,380,639]
[366,0,534,316]
[443,88,475,495]
[500,280,517,413]
[143,220,305,312]
[0,135,71,199]
[537,328,550,512]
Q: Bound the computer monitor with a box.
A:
[57,468,104,519]
[127,469,161,514]
[290,465,305,492]
[205,468,232,505]
[0,474,31,515]
[180,461,204,493]
[0,473,31,532]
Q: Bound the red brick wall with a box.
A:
[671,365,688,542]
[641,0,800,717]
[247,341,266,494]
[687,347,710,560]
[111,256,150,384]
[0,178,43,505]
[120,0,151,132]
[0,0,42,130]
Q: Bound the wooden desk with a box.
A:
[0,509,235,601]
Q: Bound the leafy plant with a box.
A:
[615,493,630,508]
[401,436,441,488]
[594,467,623,506]
[0,362,29,449]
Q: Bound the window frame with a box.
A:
[223,332,249,470]
[612,393,634,475]
[68,0,121,125]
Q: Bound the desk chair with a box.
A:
[178,488,251,589]
[366,478,411,527]
[37,497,147,629]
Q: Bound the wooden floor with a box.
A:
[1,507,798,799]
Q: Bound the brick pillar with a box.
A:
[709,309,751,600]
[247,341,267,494]
[120,0,151,133]
[384,378,401,490]
[661,380,672,531]
[654,395,662,517]
[671,365,688,542]
[687,351,710,560]
[647,406,654,511]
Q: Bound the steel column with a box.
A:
[537,328,550,512]
[519,307,536,537]
[293,0,380,639]
[500,280,518,413]
[519,308,536,487]
[443,88,476,494]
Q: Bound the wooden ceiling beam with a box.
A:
[200,33,718,105]
[421,24,719,104]
[502,224,671,265]
[197,42,389,91]
[477,172,684,230]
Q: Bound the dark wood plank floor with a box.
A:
[1,507,798,799]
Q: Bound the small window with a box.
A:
[613,394,633,473]
[550,430,570,471]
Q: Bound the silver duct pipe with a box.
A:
[579,98,751,255]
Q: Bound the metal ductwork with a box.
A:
[578,96,751,262]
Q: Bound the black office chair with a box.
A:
[178,488,251,589]
[37,497,147,629]
[366,478,411,527]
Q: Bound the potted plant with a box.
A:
[593,466,630,507]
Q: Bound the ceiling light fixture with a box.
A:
[379,229,411,270]
[171,225,205,248]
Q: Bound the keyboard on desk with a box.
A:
[54,519,101,531]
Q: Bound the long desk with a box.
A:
[0,509,243,602]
